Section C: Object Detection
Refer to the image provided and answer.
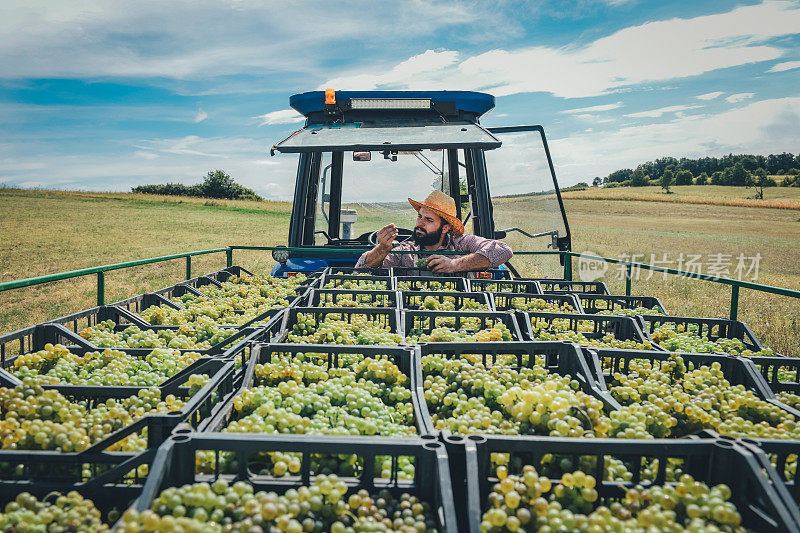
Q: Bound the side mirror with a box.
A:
[353,152,371,162]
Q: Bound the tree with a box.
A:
[592,177,602,187]
[631,169,649,187]
[695,172,709,185]
[710,170,726,185]
[660,169,674,194]
[746,168,770,199]
[728,162,748,186]
[675,169,693,186]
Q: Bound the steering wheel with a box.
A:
[367,227,415,246]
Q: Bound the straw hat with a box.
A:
[408,190,465,236]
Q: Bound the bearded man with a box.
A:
[355,190,513,273]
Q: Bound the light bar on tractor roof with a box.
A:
[349,98,432,110]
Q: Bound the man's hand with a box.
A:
[376,224,398,251]
[426,255,458,273]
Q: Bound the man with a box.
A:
[355,190,513,273]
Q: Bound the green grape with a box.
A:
[0,491,109,531]
[120,475,438,532]
[650,322,774,356]
[605,354,800,440]
[480,464,746,532]
[422,353,605,437]
[79,319,237,350]
[287,313,402,345]
[0,377,186,453]
[13,344,202,387]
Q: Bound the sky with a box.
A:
[1,0,799,200]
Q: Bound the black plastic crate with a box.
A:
[751,356,800,395]
[520,311,656,350]
[462,435,800,533]
[491,291,581,313]
[418,341,620,419]
[739,438,800,508]
[203,342,432,435]
[72,320,268,357]
[524,278,609,294]
[400,290,493,311]
[112,292,183,316]
[328,266,392,276]
[211,265,254,282]
[577,293,668,315]
[308,288,399,308]
[396,275,469,292]
[403,310,523,342]
[0,358,236,486]
[0,446,157,527]
[585,347,776,400]
[128,432,458,531]
[321,273,395,291]
[640,314,767,355]
[282,306,402,342]
[469,278,542,294]
[390,266,473,278]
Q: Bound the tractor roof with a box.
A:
[289,90,495,118]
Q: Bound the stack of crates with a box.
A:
[1,264,799,530]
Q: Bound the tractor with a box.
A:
[269,89,571,278]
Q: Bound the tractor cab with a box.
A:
[269,90,571,277]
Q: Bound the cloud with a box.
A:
[0,1,482,80]
[696,91,724,100]
[725,92,755,103]
[323,49,460,90]
[768,60,800,72]
[255,109,305,126]
[560,101,624,114]
[546,96,800,184]
[324,1,800,98]
[625,105,701,118]
[193,108,208,123]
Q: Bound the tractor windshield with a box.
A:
[315,151,456,243]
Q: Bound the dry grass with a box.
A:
[563,185,800,210]
[2,186,799,357]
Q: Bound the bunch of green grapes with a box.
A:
[317,292,394,308]
[0,491,110,532]
[287,313,402,345]
[13,344,202,387]
[323,278,390,290]
[0,378,185,452]
[776,391,800,410]
[407,324,513,344]
[481,465,745,532]
[405,294,488,312]
[120,475,437,533]
[650,323,773,356]
[422,354,606,437]
[529,316,652,350]
[509,297,578,313]
[397,280,461,292]
[595,305,665,317]
[607,354,800,440]
[210,355,416,479]
[80,320,235,350]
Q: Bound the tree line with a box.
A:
[597,152,800,189]
[131,170,263,200]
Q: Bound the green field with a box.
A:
[1,185,799,357]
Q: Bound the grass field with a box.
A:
[1,185,799,356]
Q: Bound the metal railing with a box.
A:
[1,246,799,323]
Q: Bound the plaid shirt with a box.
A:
[355,233,513,269]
